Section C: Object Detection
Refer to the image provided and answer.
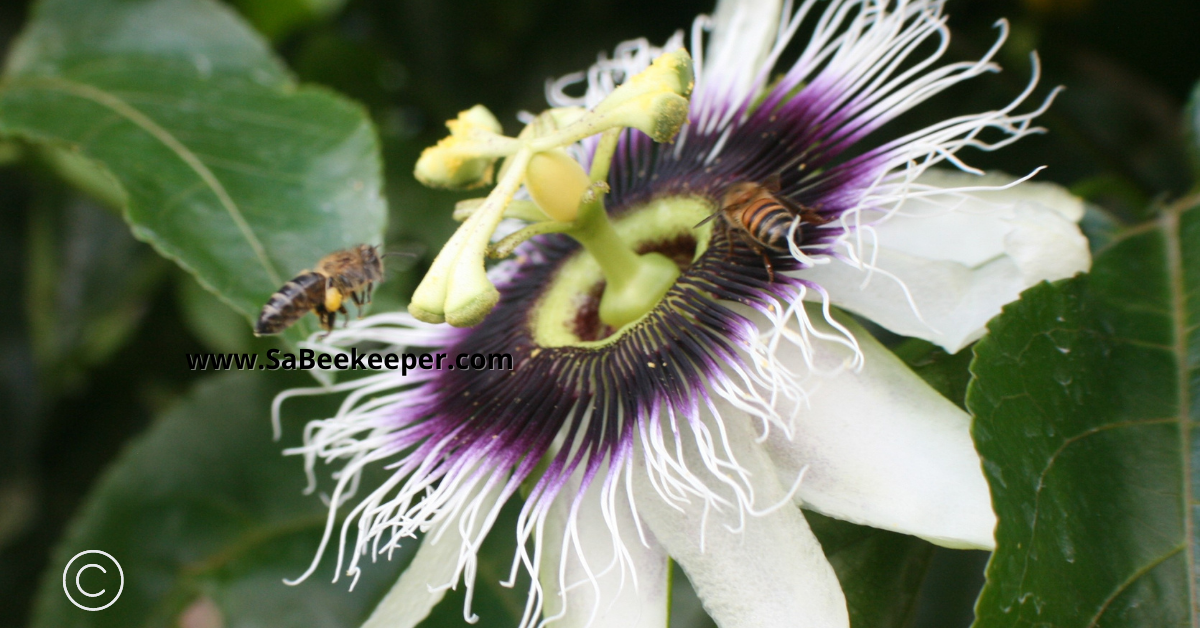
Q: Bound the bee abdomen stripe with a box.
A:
[267,273,323,308]
[255,272,325,335]
[745,199,795,247]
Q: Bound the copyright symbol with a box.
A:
[62,550,123,611]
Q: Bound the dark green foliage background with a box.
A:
[0,0,1197,627]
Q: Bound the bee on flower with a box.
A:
[274,1,1090,627]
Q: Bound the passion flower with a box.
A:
[276,1,1090,626]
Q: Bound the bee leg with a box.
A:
[317,307,336,338]
[736,232,774,283]
[364,283,376,318]
[761,250,775,283]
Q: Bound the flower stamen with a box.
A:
[407,49,695,328]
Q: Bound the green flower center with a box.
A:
[531,196,714,348]
[405,49,697,329]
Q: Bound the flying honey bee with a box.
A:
[254,244,384,336]
[699,176,827,282]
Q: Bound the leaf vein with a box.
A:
[1085,545,1184,628]
[12,76,284,286]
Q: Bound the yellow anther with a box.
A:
[414,105,515,189]
[531,50,695,150]
[448,104,503,135]
[592,49,694,115]
[604,91,690,143]
[410,148,535,327]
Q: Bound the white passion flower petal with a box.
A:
[802,170,1090,353]
[362,481,505,628]
[761,305,995,550]
[704,0,783,104]
[539,464,669,628]
[632,398,849,628]
[285,2,1074,627]
[361,535,456,628]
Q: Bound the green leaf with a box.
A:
[177,273,256,354]
[806,511,935,628]
[232,0,348,41]
[970,199,1200,627]
[27,192,167,393]
[890,337,973,410]
[29,370,408,628]
[1078,202,1127,253]
[0,0,386,337]
[1188,80,1200,186]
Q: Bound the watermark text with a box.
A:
[186,349,513,374]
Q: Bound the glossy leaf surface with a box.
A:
[808,511,936,628]
[971,200,1200,626]
[1189,80,1200,183]
[0,0,386,333]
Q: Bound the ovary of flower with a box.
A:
[408,48,696,328]
[526,149,591,222]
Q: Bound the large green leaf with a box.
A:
[890,337,973,410]
[970,199,1200,626]
[232,0,348,41]
[806,511,935,628]
[1188,80,1200,185]
[29,370,408,628]
[0,0,386,334]
[27,192,168,393]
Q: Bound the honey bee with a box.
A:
[700,176,827,282]
[254,244,384,336]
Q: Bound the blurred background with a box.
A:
[0,0,1197,626]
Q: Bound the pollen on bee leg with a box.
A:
[325,288,344,314]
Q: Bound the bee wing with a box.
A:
[762,173,782,193]
[774,193,805,214]
[770,188,825,223]
[763,174,823,221]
